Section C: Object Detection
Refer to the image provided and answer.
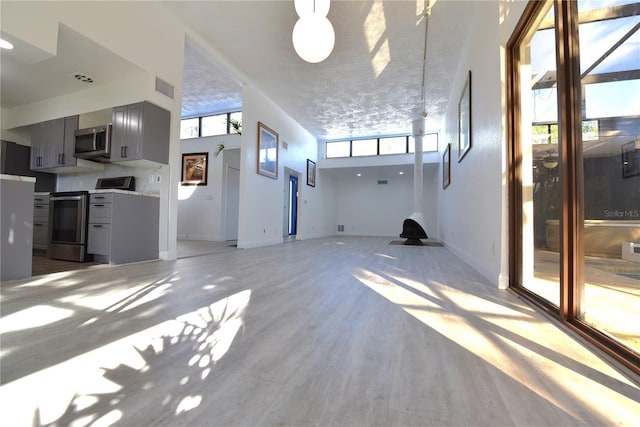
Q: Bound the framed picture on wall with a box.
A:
[458,70,472,162]
[257,122,279,179]
[443,143,451,189]
[307,159,316,187]
[181,152,208,186]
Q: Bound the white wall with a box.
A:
[177,134,240,241]
[237,85,335,248]
[437,0,528,288]
[334,164,438,238]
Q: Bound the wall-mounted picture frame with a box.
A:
[458,70,472,162]
[181,152,208,186]
[307,159,316,187]
[622,140,640,178]
[443,143,451,189]
[257,122,279,179]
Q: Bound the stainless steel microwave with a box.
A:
[74,124,111,161]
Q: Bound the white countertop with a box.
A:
[0,174,36,183]
[90,189,159,197]
[28,188,160,197]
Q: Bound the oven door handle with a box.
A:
[50,195,85,202]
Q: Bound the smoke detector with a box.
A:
[71,72,95,83]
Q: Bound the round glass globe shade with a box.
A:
[292,15,335,63]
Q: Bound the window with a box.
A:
[325,133,438,158]
[409,133,438,153]
[326,141,350,158]
[180,111,242,139]
[379,136,407,155]
[201,114,228,137]
[352,139,378,156]
[508,0,640,372]
[180,118,199,139]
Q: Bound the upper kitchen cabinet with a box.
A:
[111,101,170,166]
[30,115,84,172]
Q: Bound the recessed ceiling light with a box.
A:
[356,173,362,177]
[0,39,14,50]
[399,171,404,175]
[71,72,95,83]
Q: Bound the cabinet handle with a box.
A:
[61,153,65,164]
[121,146,125,158]
[92,225,104,228]
[94,204,105,207]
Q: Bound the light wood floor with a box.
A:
[1,237,639,426]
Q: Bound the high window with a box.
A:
[508,0,640,373]
[325,133,438,158]
[180,111,242,139]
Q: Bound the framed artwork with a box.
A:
[257,122,279,179]
[181,152,208,185]
[622,140,640,178]
[458,70,472,162]
[443,143,451,189]
[307,159,316,187]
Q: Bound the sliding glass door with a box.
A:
[509,0,640,371]
[575,0,640,356]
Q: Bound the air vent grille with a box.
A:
[337,225,345,232]
[377,180,388,185]
[155,77,175,99]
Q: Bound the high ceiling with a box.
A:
[0,1,475,141]
[166,0,475,140]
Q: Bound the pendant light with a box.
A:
[292,0,335,63]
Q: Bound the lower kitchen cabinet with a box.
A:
[88,192,159,264]
[33,194,50,253]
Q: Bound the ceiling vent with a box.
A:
[71,72,95,83]
[377,180,388,185]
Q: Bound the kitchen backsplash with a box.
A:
[57,162,166,195]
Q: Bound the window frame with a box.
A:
[325,133,438,159]
[507,0,640,374]
[180,111,242,139]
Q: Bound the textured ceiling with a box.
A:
[169,0,476,141]
[0,1,476,143]
[181,41,242,118]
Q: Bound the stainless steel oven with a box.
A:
[48,191,92,262]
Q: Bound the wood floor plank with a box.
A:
[1,236,638,426]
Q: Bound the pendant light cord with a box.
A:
[420,0,432,117]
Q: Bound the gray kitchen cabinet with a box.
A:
[87,192,159,264]
[30,115,78,171]
[110,101,170,165]
[32,194,50,253]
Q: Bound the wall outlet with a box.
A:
[156,175,161,183]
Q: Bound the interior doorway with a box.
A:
[225,166,240,241]
[283,167,301,239]
[288,175,298,235]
